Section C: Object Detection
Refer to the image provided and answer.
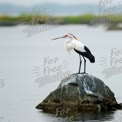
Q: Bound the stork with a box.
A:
[52,33,95,74]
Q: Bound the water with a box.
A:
[0,25,122,122]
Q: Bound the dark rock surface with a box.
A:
[119,103,122,109]
[36,74,121,113]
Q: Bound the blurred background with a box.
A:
[0,0,122,122]
[0,0,122,29]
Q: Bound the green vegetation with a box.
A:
[0,14,122,26]
[59,14,96,24]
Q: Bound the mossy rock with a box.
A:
[36,74,120,113]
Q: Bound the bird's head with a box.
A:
[52,33,78,40]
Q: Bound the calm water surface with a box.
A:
[0,25,122,122]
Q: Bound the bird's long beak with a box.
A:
[52,36,65,40]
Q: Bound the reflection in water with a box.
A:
[39,110,122,122]
[74,111,114,122]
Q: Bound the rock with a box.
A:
[119,103,122,109]
[36,74,120,113]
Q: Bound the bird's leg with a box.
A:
[78,55,82,74]
[83,57,86,73]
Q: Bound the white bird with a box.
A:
[52,33,95,74]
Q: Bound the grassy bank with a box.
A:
[0,14,122,26]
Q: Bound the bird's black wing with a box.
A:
[84,46,91,54]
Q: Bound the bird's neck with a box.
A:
[66,39,73,42]
[64,40,74,52]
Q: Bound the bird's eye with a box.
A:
[64,35,68,38]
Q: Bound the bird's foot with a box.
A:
[73,72,87,75]
[81,71,88,74]
[82,72,87,74]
